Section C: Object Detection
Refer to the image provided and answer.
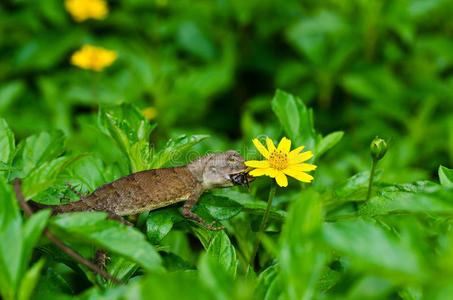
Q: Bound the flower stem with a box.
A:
[366,158,378,201]
[249,181,277,268]
[91,71,99,104]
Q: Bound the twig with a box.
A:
[13,178,122,285]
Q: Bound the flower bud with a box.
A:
[370,137,387,161]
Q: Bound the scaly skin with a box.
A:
[29,150,253,230]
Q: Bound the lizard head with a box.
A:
[188,150,254,190]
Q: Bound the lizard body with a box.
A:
[29,150,253,229]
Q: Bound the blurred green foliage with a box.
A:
[1,0,453,299]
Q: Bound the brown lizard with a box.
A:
[28,150,253,230]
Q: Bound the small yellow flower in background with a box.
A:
[142,107,158,120]
[71,45,117,72]
[65,0,109,22]
[246,136,317,187]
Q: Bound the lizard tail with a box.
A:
[27,200,60,214]
[27,200,86,215]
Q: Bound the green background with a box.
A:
[1,0,453,299]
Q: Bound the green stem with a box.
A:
[249,181,277,268]
[366,158,377,201]
[91,71,99,104]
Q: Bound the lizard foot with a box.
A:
[60,196,75,203]
[205,221,225,231]
[182,210,225,231]
[94,249,110,271]
[65,182,86,199]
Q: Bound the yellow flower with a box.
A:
[65,0,108,22]
[70,45,117,72]
[246,137,317,187]
[141,107,158,120]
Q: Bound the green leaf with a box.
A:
[0,80,25,111]
[212,190,286,220]
[198,194,242,221]
[21,153,87,198]
[0,118,15,166]
[50,212,163,272]
[206,231,237,276]
[316,131,344,158]
[198,253,235,300]
[255,265,282,300]
[359,182,453,217]
[17,259,45,300]
[0,162,18,171]
[177,20,216,61]
[63,156,114,192]
[0,178,21,300]
[279,190,326,299]
[323,218,423,278]
[20,210,51,282]
[150,134,209,168]
[439,165,453,188]
[32,267,74,299]
[107,256,139,286]
[98,103,156,172]
[334,170,383,200]
[146,208,182,244]
[10,131,66,179]
[271,89,317,150]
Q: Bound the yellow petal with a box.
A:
[249,168,270,177]
[289,145,305,156]
[267,168,278,178]
[252,138,269,159]
[245,160,269,168]
[283,168,314,182]
[290,151,314,164]
[275,171,288,187]
[287,163,317,172]
[277,137,291,153]
[266,137,276,153]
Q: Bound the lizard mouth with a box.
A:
[229,168,255,186]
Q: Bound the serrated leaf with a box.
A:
[207,231,237,276]
[21,153,87,198]
[150,134,209,168]
[10,131,66,180]
[359,182,453,217]
[98,103,156,172]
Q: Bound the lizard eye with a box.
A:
[228,156,238,163]
[210,166,217,173]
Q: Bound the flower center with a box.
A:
[269,150,288,170]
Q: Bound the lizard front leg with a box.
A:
[182,187,225,231]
